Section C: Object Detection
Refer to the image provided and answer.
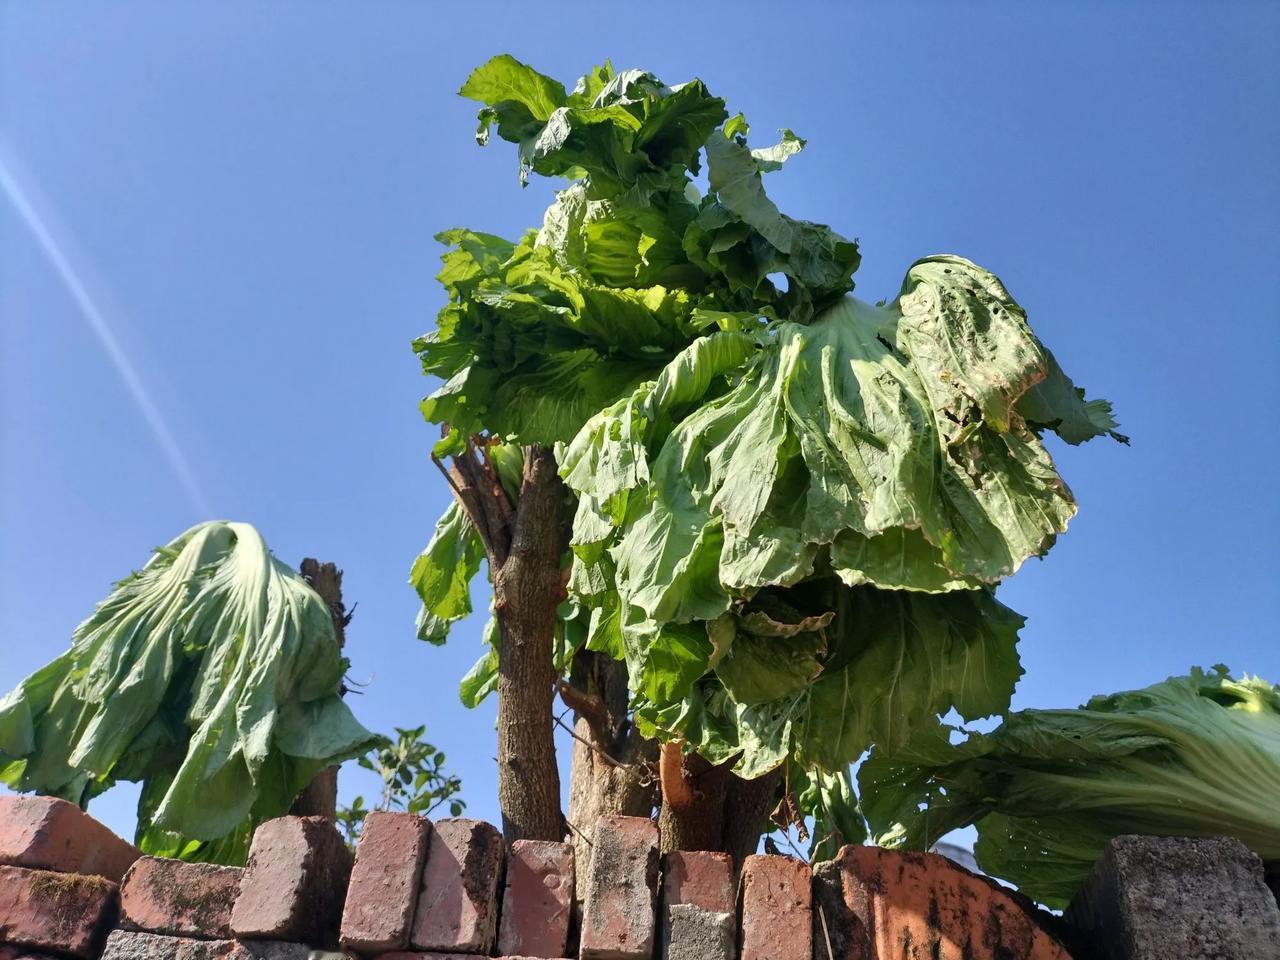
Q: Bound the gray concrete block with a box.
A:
[662,903,735,960]
[1064,835,1280,959]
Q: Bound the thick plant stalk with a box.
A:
[722,768,782,872]
[289,559,349,820]
[656,742,781,870]
[438,441,566,843]
[658,745,729,855]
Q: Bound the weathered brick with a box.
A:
[0,794,141,883]
[740,855,811,960]
[0,863,118,959]
[230,815,352,948]
[100,931,321,960]
[811,857,866,960]
[229,943,314,960]
[579,815,659,960]
[339,811,431,953]
[661,851,735,960]
[101,930,243,960]
[1064,835,1280,960]
[410,818,504,954]
[824,845,1070,960]
[664,850,734,913]
[497,839,574,959]
[120,856,242,939]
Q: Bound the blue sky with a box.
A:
[2,2,1277,842]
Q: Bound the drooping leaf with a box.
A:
[410,502,485,644]
[860,667,1280,908]
[625,583,1023,778]
[0,522,379,862]
[459,615,500,708]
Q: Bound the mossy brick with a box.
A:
[740,855,811,960]
[661,851,735,960]
[579,815,659,960]
[119,856,243,939]
[819,845,1070,960]
[339,811,431,953]
[496,839,574,959]
[230,816,352,948]
[409,818,504,954]
[1064,835,1280,960]
[0,863,118,959]
[0,794,140,883]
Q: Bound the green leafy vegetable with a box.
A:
[629,585,1025,779]
[415,58,862,456]
[412,55,1121,842]
[0,521,378,863]
[860,666,1280,908]
[560,254,1116,775]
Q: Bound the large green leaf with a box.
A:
[416,232,708,446]
[626,583,1023,778]
[558,253,1119,777]
[465,58,725,194]
[410,502,485,644]
[571,258,1113,631]
[860,667,1280,908]
[0,522,379,861]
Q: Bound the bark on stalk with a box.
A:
[657,746,730,855]
[722,767,783,872]
[437,441,567,844]
[290,559,349,820]
[656,743,781,870]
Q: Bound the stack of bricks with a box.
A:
[8,791,1280,959]
[0,795,140,960]
[340,813,569,960]
[100,813,353,960]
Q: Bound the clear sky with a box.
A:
[2,1,1277,842]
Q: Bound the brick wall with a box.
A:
[2,795,1277,960]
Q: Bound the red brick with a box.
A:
[826,845,1070,959]
[497,839,574,958]
[661,851,736,960]
[664,850,734,914]
[119,856,242,939]
[339,811,431,953]
[0,863,118,959]
[579,815,659,960]
[230,816,351,948]
[410,818,504,954]
[740,854,812,960]
[0,794,141,883]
